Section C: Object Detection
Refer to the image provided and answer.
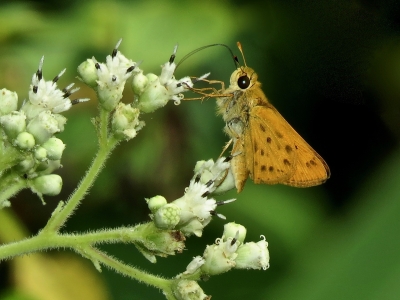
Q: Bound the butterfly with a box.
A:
[215,42,330,192]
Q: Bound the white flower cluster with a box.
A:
[183,222,270,277]
[147,157,235,237]
[132,45,209,113]
[0,58,88,201]
[78,39,209,114]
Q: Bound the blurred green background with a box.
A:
[1,0,400,299]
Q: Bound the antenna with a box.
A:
[236,41,247,67]
[176,44,239,69]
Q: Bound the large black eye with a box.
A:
[237,75,250,89]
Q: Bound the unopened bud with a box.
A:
[0,89,18,115]
[26,111,60,144]
[77,58,98,88]
[31,174,62,196]
[0,111,27,139]
[42,137,65,160]
[14,132,35,150]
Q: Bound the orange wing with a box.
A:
[247,104,330,187]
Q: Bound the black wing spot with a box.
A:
[259,124,266,132]
[283,159,291,166]
[261,165,267,172]
[285,145,293,154]
[268,166,274,172]
[260,149,265,156]
[266,137,272,143]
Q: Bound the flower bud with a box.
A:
[42,137,65,160]
[136,74,169,113]
[77,58,98,88]
[235,236,270,270]
[201,241,237,275]
[223,222,247,245]
[173,280,209,300]
[34,146,47,162]
[0,111,27,139]
[131,70,149,95]
[111,103,143,140]
[146,195,167,213]
[14,132,35,150]
[153,203,181,230]
[0,89,18,116]
[30,174,62,196]
[97,82,123,111]
[26,111,60,144]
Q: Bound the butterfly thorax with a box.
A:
[216,67,268,138]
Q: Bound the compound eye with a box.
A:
[237,75,250,89]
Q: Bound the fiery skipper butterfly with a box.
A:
[214,42,330,192]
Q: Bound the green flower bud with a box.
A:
[136,74,169,113]
[173,280,210,300]
[201,242,236,275]
[34,147,47,162]
[146,195,167,213]
[0,89,18,116]
[26,111,60,145]
[42,137,65,160]
[153,203,181,230]
[223,222,247,245]
[97,79,124,111]
[132,71,149,95]
[14,132,35,150]
[31,174,62,196]
[77,58,98,88]
[235,237,270,270]
[0,111,27,139]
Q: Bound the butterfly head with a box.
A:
[229,66,258,91]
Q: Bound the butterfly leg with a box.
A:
[219,139,233,158]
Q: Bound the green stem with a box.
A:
[42,108,117,233]
[86,247,174,297]
[0,170,27,207]
[0,226,141,261]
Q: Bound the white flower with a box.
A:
[173,179,217,225]
[21,57,88,119]
[184,256,205,275]
[133,45,210,113]
[95,39,138,111]
[193,157,235,193]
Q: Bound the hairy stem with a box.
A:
[42,109,117,232]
